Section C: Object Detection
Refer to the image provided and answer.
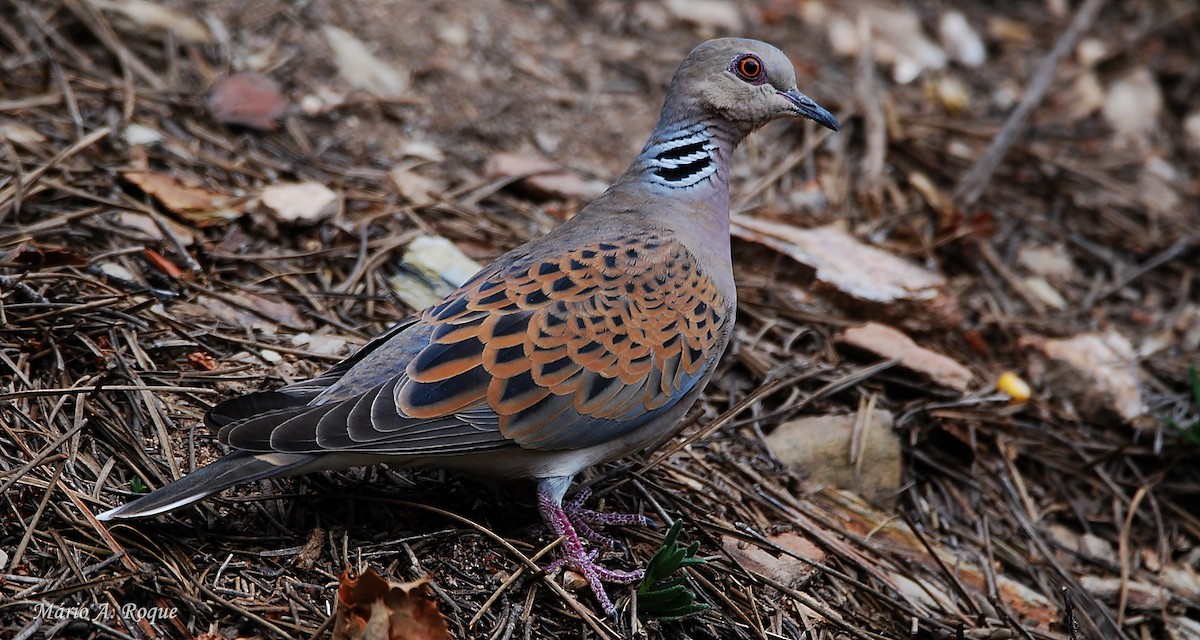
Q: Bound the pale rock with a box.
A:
[1138,155,1181,214]
[1163,564,1200,600]
[929,75,970,113]
[829,9,947,84]
[892,574,956,610]
[322,25,409,98]
[1177,305,1200,353]
[260,182,339,223]
[1022,277,1067,310]
[398,140,445,163]
[1017,244,1077,280]
[1045,0,1068,16]
[309,335,348,356]
[560,570,588,591]
[766,409,901,508]
[938,11,986,67]
[1185,111,1200,153]
[389,165,441,207]
[665,0,743,34]
[111,211,195,245]
[1065,71,1104,121]
[97,262,136,282]
[986,16,1031,43]
[89,0,210,44]
[259,349,283,364]
[1079,532,1117,565]
[123,123,163,146]
[1076,37,1107,67]
[389,236,483,311]
[1103,69,1161,148]
[438,23,469,47]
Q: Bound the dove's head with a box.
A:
[663,38,840,133]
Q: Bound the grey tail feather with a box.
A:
[96,451,315,520]
[205,390,313,429]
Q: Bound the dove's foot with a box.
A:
[537,483,651,617]
[563,487,656,548]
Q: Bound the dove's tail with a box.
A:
[96,451,316,520]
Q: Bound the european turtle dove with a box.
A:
[98,38,840,617]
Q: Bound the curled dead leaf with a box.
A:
[333,568,450,640]
[838,322,973,391]
[730,217,960,327]
[186,351,217,371]
[123,171,244,227]
[7,244,88,270]
[485,152,606,201]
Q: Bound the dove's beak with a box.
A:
[779,89,840,132]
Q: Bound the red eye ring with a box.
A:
[734,54,764,81]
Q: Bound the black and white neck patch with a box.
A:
[644,126,717,188]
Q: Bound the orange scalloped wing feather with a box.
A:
[396,230,729,450]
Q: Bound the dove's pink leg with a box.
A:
[563,487,655,548]
[537,477,649,617]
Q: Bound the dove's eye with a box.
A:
[732,54,764,82]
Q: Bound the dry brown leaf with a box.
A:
[722,532,825,589]
[839,323,973,391]
[208,72,288,131]
[818,490,1057,629]
[186,351,217,371]
[333,568,450,640]
[8,244,88,270]
[730,218,955,324]
[1025,331,1145,424]
[485,152,606,201]
[389,166,442,207]
[123,171,244,226]
[173,291,312,332]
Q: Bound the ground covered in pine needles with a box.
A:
[2,1,1199,639]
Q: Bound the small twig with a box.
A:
[361,497,616,639]
[953,0,1109,206]
[0,126,112,224]
[1083,237,1194,310]
[856,13,886,204]
[469,538,563,628]
[0,385,217,402]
